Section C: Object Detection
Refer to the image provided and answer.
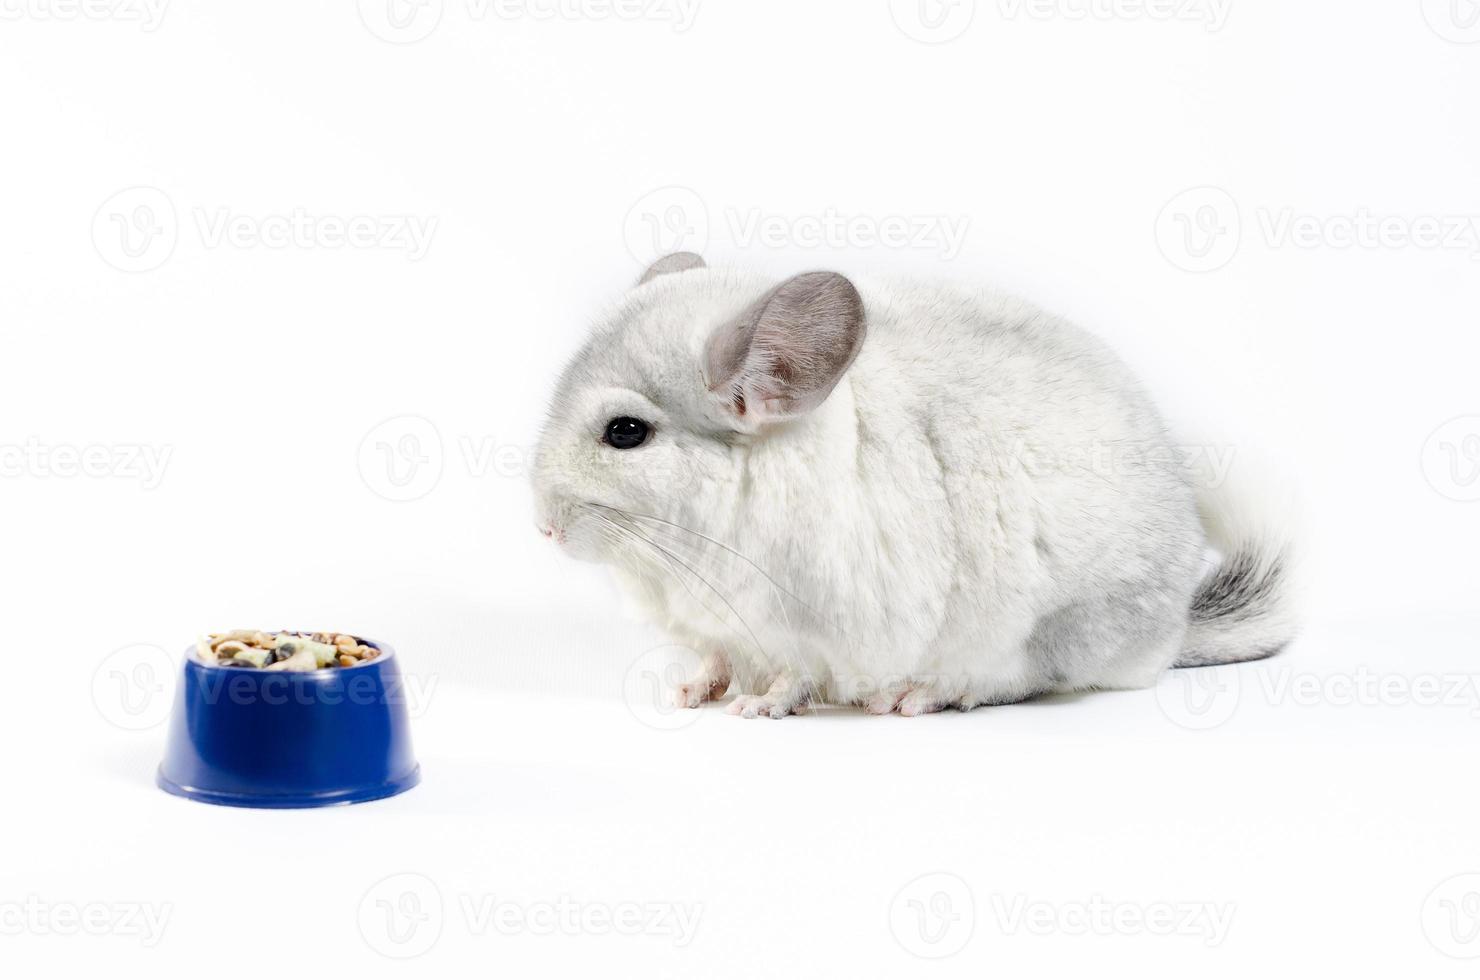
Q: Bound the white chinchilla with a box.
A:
[531,253,1295,718]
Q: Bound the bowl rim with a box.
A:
[184,634,396,673]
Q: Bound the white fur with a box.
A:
[532,264,1293,716]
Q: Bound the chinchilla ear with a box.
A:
[703,271,865,426]
[637,251,706,285]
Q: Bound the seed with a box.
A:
[204,631,378,669]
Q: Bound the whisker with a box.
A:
[591,506,831,689]
[592,508,770,662]
[587,508,767,660]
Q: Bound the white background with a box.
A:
[3,1,1479,976]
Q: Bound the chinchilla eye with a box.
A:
[603,417,650,450]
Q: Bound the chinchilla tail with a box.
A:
[1174,469,1300,669]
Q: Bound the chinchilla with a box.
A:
[531,252,1295,718]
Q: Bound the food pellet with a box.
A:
[194,631,378,671]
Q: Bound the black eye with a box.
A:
[604,417,650,450]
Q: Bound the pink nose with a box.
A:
[539,526,553,538]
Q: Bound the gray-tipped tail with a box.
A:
[1175,474,1299,668]
[1175,545,1294,667]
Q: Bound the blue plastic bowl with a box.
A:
[157,637,420,808]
